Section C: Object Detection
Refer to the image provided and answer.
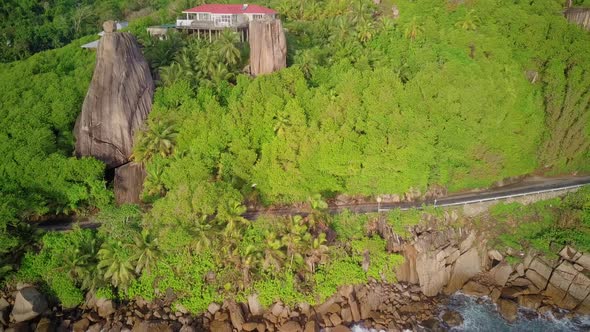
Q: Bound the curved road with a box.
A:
[36,175,590,231]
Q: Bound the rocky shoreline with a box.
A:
[2,222,590,332]
[0,281,448,332]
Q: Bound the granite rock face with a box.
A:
[74,21,154,169]
[10,287,47,323]
[249,19,287,76]
[114,162,146,204]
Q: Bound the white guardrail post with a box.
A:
[378,184,585,212]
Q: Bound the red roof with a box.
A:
[184,4,276,15]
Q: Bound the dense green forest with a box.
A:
[0,0,589,314]
[0,0,179,62]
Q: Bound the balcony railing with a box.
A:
[176,15,249,29]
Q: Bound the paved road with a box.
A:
[36,175,590,231]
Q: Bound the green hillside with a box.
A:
[0,0,589,312]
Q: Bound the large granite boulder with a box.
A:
[114,162,146,204]
[10,287,48,323]
[249,19,287,76]
[74,21,154,169]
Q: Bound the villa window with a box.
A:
[198,13,211,21]
[219,15,231,25]
[253,14,263,20]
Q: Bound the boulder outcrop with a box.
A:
[74,21,154,169]
[396,227,488,297]
[10,287,47,323]
[394,219,590,318]
[565,7,590,30]
[248,19,287,76]
[114,162,146,204]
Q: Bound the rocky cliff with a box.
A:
[74,21,154,169]
[565,7,590,30]
[248,19,287,77]
[391,222,590,320]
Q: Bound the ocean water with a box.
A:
[443,294,590,332]
[350,293,590,332]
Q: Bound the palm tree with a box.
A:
[215,29,241,66]
[143,160,168,198]
[237,245,261,286]
[61,238,102,290]
[330,16,351,44]
[97,241,135,289]
[208,63,234,86]
[294,49,318,79]
[308,193,328,211]
[132,118,179,164]
[276,1,296,20]
[404,17,424,41]
[159,63,183,86]
[262,231,286,271]
[181,214,214,253]
[273,112,291,136]
[349,0,373,25]
[455,10,480,31]
[356,21,375,44]
[304,233,329,273]
[378,17,395,32]
[130,229,160,274]
[143,31,185,71]
[282,216,308,268]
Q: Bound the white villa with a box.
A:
[176,3,278,29]
[146,4,278,41]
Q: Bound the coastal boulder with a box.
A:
[114,162,146,204]
[10,287,48,323]
[444,247,482,294]
[249,19,287,76]
[496,299,518,322]
[74,21,154,169]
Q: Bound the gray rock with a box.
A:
[462,281,490,296]
[488,250,503,262]
[304,321,319,332]
[247,294,263,316]
[249,20,287,76]
[131,321,172,332]
[74,24,154,169]
[518,294,544,310]
[34,318,52,332]
[209,320,231,332]
[576,252,590,271]
[279,321,302,332]
[5,322,29,332]
[497,299,518,322]
[72,318,89,332]
[488,261,513,287]
[442,310,463,327]
[0,308,8,326]
[10,287,47,323]
[87,324,103,332]
[444,247,482,294]
[0,298,8,311]
[207,303,221,315]
[459,232,476,253]
[96,298,115,318]
[226,301,244,331]
[103,20,118,33]
[114,162,146,204]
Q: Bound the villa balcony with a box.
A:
[176,15,249,30]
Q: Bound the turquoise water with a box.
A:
[443,294,589,332]
[351,293,590,332]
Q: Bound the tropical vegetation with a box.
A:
[0,0,589,316]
